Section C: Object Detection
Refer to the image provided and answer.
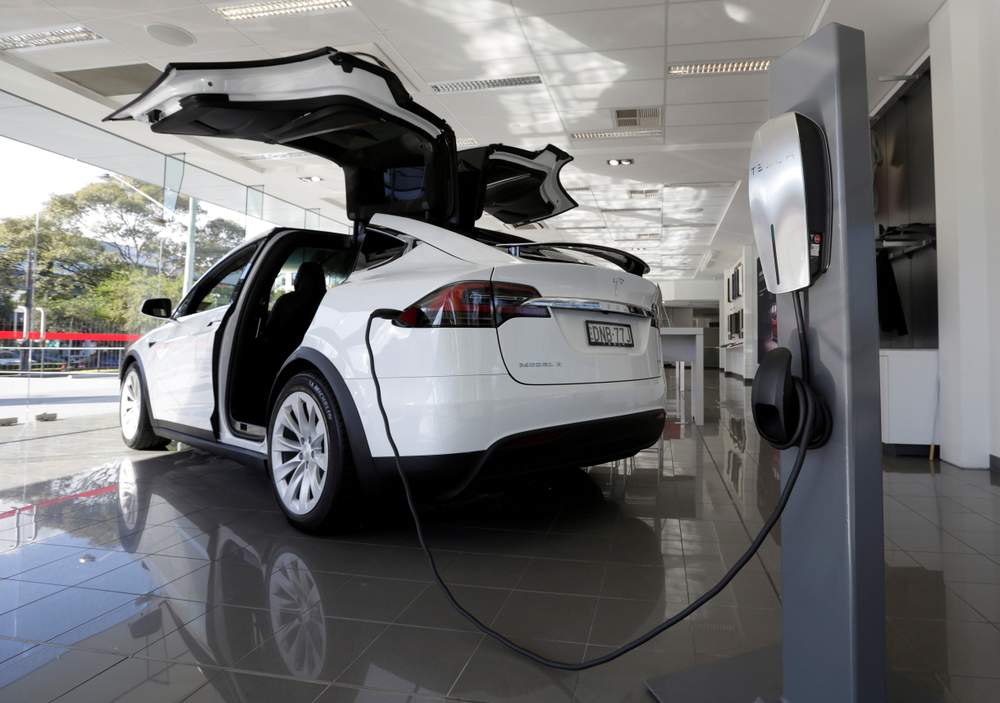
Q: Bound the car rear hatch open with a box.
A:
[105,48,457,223]
[455,144,578,228]
[492,262,661,385]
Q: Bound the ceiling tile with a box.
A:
[536,46,665,86]
[384,18,532,69]
[665,122,758,145]
[357,0,516,31]
[85,6,255,60]
[665,36,802,64]
[434,86,557,117]
[411,55,540,84]
[44,0,207,21]
[549,79,664,113]
[664,100,768,126]
[226,9,379,54]
[558,109,614,132]
[514,0,660,15]
[12,41,144,72]
[0,2,78,34]
[665,74,768,104]
[667,0,820,45]
[520,5,666,55]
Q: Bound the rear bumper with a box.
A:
[372,408,665,498]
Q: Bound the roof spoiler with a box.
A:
[496,241,650,277]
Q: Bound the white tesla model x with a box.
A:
[108,48,666,530]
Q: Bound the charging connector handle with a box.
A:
[364,309,818,671]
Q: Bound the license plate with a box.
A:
[586,320,634,347]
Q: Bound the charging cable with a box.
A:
[365,297,820,671]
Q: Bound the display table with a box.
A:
[659,327,704,425]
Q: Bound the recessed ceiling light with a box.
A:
[0,25,102,50]
[429,75,543,94]
[145,23,197,47]
[667,58,772,76]
[213,0,352,21]
[572,128,662,141]
[299,175,323,183]
[607,158,633,167]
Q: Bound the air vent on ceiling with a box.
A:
[621,232,662,241]
[456,136,479,148]
[430,75,543,94]
[667,58,771,76]
[571,128,663,141]
[614,106,661,129]
[57,63,162,97]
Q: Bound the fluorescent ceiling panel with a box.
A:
[212,0,352,21]
[0,25,102,50]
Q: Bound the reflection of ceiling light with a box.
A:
[430,75,543,94]
[667,58,771,76]
[616,232,662,242]
[456,136,479,148]
[0,25,102,50]
[572,128,662,140]
[299,175,323,183]
[244,150,310,161]
[607,158,633,167]
[628,189,659,200]
[213,0,352,21]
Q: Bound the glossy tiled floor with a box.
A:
[1,372,1000,702]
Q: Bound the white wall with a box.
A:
[929,0,998,468]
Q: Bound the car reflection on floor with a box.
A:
[0,443,674,702]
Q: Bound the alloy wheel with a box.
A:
[270,391,329,515]
[120,369,142,440]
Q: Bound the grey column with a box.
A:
[770,23,885,703]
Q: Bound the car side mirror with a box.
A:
[140,298,172,319]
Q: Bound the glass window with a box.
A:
[180,245,256,316]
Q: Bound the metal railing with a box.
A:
[0,345,125,376]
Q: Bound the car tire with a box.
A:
[267,371,355,532]
[120,364,169,450]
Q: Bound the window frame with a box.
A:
[174,241,260,319]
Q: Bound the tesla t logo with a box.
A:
[612,277,625,295]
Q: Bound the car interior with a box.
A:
[226,226,411,434]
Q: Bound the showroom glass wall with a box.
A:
[0,89,348,428]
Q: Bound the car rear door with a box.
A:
[106,48,457,224]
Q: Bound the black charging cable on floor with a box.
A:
[364,295,820,671]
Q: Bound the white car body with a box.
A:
[110,48,665,507]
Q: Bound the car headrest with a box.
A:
[294,261,326,297]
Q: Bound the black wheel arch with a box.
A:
[268,348,377,492]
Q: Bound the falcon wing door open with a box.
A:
[455,144,577,228]
[106,48,457,223]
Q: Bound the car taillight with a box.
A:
[395,281,549,328]
[492,282,549,325]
